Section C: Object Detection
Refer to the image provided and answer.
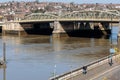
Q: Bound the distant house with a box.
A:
[115,6,120,8]
[0,15,3,21]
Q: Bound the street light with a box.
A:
[70,65,73,80]
[3,66,6,80]
[109,16,113,66]
[53,64,56,79]
[108,10,120,66]
[109,47,115,66]
[117,20,120,49]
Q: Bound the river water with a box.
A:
[0,27,118,80]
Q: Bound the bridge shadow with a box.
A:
[57,21,111,39]
[66,29,111,39]
[21,22,111,39]
[24,29,110,39]
[23,22,53,35]
[25,29,53,35]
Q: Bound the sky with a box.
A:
[0,0,120,4]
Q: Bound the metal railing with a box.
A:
[49,54,115,80]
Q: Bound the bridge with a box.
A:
[2,10,120,37]
[18,10,120,22]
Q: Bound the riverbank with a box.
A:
[50,53,120,80]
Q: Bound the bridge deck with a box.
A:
[16,19,120,23]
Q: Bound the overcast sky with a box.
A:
[0,0,120,4]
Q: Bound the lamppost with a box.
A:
[109,47,114,66]
[109,15,113,66]
[53,64,56,79]
[3,66,6,80]
[70,65,73,80]
[108,10,120,66]
[117,19,120,49]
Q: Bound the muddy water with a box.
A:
[0,27,118,80]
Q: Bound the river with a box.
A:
[0,27,118,80]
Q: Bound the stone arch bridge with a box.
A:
[2,10,120,37]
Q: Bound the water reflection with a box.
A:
[3,67,6,80]
[0,65,6,80]
[2,35,51,44]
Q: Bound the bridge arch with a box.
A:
[23,13,58,20]
[59,10,120,20]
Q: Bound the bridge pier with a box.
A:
[52,21,81,38]
[84,22,91,29]
[52,21,111,38]
[93,22,111,35]
[52,21,69,38]
[2,22,27,36]
[80,22,85,29]
[79,22,92,30]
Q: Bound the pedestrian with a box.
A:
[82,66,87,74]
